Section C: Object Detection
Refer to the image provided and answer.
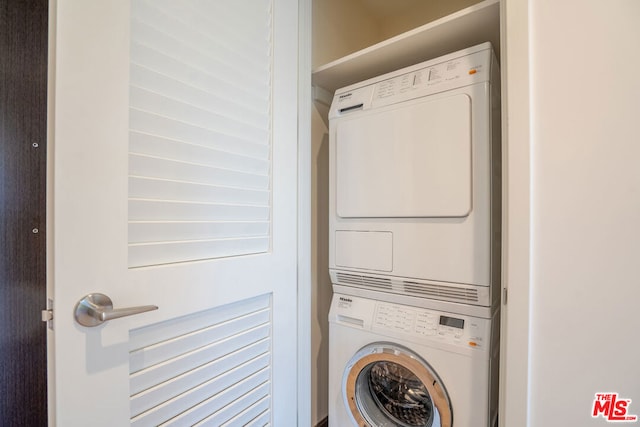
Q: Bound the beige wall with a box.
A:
[312,0,484,68]
[311,2,381,424]
[312,0,381,67]
[377,0,483,40]
[310,105,331,425]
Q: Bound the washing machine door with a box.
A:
[342,343,452,427]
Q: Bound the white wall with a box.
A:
[507,0,640,425]
[499,0,531,424]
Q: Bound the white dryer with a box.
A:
[329,293,499,427]
[328,43,501,308]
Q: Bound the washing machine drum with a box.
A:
[343,343,452,427]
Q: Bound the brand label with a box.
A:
[592,393,638,422]
[338,296,353,309]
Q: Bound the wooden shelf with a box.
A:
[312,0,500,93]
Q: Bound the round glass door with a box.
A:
[343,343,452,427]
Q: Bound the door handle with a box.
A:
[74,293,158,327]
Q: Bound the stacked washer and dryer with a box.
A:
[327,43,501,427]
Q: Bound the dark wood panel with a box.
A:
[0,0,49,425]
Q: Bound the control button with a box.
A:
[468,341,478,347]
[428,67,442,81]
[468,69,477,75]
[446,60,461,72]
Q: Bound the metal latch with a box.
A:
[41,310,53,322]
[41,299,53,330]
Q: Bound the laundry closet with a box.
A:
[310,0,502,425]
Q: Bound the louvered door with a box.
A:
[50,1,299,425]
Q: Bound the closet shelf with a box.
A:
[312,0,500,93]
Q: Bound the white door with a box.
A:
[49,1,300,425]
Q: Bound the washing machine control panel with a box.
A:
[372,302,490,350]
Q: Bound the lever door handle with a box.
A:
[74,293,158,327]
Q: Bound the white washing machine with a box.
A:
[329,293,499,427]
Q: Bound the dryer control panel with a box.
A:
[329,42,496,119]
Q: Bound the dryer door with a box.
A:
[343,343,452,427]
[334,93,472,219]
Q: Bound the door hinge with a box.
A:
[503,288,508,305]
[41,299,54,330]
